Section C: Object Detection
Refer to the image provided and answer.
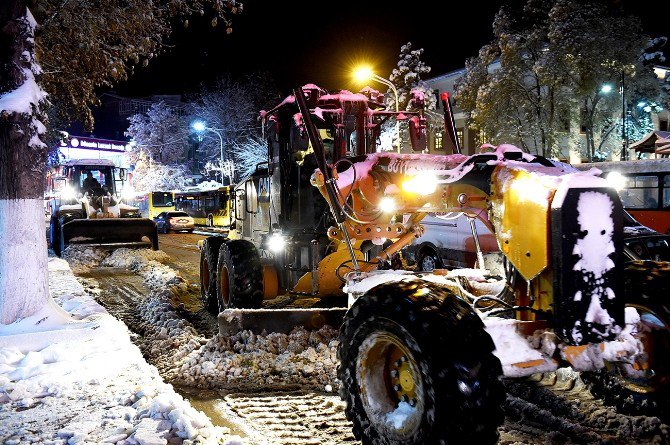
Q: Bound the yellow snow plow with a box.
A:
[47,159,159,256]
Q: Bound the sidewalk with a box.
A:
[0,257,242,445]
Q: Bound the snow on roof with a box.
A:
[64,159,116,167]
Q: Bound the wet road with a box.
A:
[156,231,207,284]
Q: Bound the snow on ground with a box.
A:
[69,247,340,392]
[0,257,243,445]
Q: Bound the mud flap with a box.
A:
[62,218,159,250]
[551,187,624,345]
[218,308,346,335]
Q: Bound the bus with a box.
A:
[174,186,233,228]
[576,159,670,233]
[132,191,175,219]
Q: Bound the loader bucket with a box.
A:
[61,218,159,251]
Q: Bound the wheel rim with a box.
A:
[356,331,425,439]
[219,264,230,308]
[420,254,436,272]
[613,304,670,393]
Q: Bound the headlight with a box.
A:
[402,173,438,195]
[60,186,76,201]
[267,233,286,253]
[378,197,397,213]
[121,184,136,201]
[606,171,626,191]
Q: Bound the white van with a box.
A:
[405,214,500,271]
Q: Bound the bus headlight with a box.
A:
[402,173,438,195]
[268,233,286,253]
[606,171,626,191]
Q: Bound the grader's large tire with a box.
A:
[199,236,227,314]
[338,281,505,445]
[216,239,263,310]
[582,261,670,420]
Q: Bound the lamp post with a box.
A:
[192,120,225,184]
[354,67,401,153]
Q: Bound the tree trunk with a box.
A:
[0,1,50,324]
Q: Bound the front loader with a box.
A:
[47,159,159,256]
[199,84,670,444]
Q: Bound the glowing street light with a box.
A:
[191,120,206,132]
[600,84,613,94]
[191,120,226,184]
[353,65,401,153]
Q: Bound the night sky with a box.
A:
[114,0,670,99]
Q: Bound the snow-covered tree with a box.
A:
[455,0,667,161]
[231,135,268,179]
[188,74,276,167]
[34,0,242,129]
[0,1,242,325]
[386,43,437,151]
[126,101,190,165]
[455,2,567,157]
[131,153,191,193]
[0,2,50,324]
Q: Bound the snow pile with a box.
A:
[0,258,239,444]
[133,293,339,391]
[166,326,339,391]
[62,245,112,273]
[102,248,180,291]
[101,248,341,391]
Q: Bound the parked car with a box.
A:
[403,214,500,271]
[153,211,195,234]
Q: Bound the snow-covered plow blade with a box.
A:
[60,218,159,252]
[218,308,347,335]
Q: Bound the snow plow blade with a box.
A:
[218,308,347,335]
[62,218,159,251]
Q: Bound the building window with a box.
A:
[456,128,464,148]
[659,119,668,131]
[434,132,444,150]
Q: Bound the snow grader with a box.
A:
[47,159,159,256]
[198,84,670,444]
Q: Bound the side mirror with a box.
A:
[119,168,127,180]
[61,166,69,176]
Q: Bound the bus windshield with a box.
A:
[151,192,174,207]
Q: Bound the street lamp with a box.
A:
[191,120,225,184]
[353,66,401,153]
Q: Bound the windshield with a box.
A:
[74,166,113,194]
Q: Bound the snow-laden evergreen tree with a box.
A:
[384,42,437,151]
[0,1,242,324]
